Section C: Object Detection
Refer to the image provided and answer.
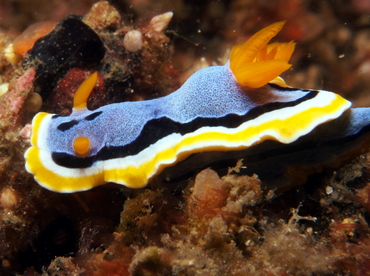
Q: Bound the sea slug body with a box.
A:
[24,21,369,193]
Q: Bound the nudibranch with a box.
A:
[24,21,370,193]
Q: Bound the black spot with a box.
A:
[57,120,79,131]
[85,111,103,121]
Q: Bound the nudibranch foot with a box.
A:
[24,21,370,193]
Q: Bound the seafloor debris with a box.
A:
[1,0,370,275]
[5,21,58,66]
[23,16,106,109]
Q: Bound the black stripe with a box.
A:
[52,91,318,168]
[268,83,311,92]
[56,111,103,132]
[57,120,79,131]
[85,111,103,121]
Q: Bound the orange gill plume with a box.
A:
[230,21,296,88]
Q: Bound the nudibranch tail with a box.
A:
[230,21,295,88]
[73,71,98,111]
